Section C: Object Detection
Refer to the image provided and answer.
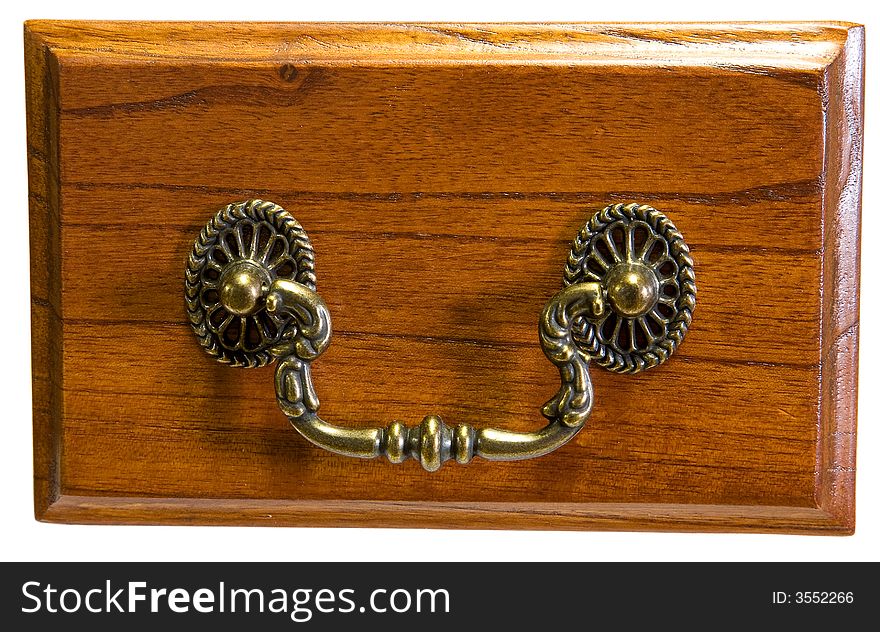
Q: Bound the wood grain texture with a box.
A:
[25,21,863,533]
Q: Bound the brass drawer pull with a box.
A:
[186,200,695,471]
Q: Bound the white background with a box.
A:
[0,0,875,562]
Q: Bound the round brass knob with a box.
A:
[604,262,660,318]
[218,260,272,317]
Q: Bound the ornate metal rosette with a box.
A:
[564,203,696,374]
[185,200,316,368]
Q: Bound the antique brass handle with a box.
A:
[186,200,695,471]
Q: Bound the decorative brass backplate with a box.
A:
[184,200,316,367]
[565,203,696,373]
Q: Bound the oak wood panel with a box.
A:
[25,21,863,532]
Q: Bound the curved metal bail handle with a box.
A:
[267,279,605,472]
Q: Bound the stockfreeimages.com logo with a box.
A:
[22,581,450,622]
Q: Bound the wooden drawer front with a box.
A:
[26,22,863,532]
